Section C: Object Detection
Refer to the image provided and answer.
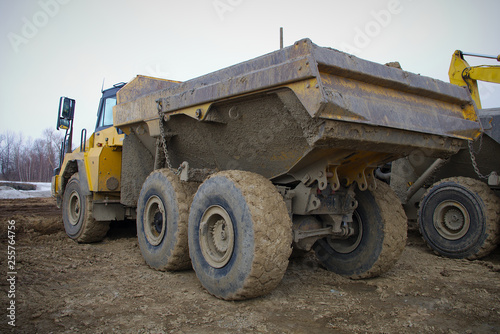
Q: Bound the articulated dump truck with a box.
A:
[52,39,481,300]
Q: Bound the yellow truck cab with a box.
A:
[52,83,126,242]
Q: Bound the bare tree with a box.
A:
[42,128,63,175]
[0,129,64,182]
[0,131,19,180]
[0,133,4,178]
[12,135,23,181]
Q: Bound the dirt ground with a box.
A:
[0,197,499,334]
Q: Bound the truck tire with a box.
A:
[314,180,407,279]
[137,169,194,271]
[62,173,110,243]
[188,171,293,300]
[418,177,500,259]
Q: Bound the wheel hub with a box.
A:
[68,190,81,226]
[199,205,235,268]
[433,200,470,240]
[153,211,164,234]
[443,208,464,231]
[212,220,229,253]
[144,195,166,246]
[327,212,363,254]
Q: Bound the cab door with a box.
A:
[86,86,125,193]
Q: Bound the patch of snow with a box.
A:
[0,182,52,199]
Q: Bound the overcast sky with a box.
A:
[1,0,499,141]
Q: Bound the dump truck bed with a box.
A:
[115,39,479,137]
[114,39,481,190]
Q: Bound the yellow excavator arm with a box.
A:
[449,50,500,109]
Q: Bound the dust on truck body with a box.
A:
[52,39,481,300]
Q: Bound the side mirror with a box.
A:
[57,97,76,130]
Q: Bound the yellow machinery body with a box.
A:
[53,126,124,201]
[449,50,500,109]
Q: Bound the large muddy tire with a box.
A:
[188,171,293,300]
[314,180,407,279]
[136,169,193,271]
[418,177,500,259]
[62,173,109,243]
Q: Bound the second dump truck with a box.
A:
[52,39,481,300]
[390,50,500,260]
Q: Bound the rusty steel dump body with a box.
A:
[114,39,481,193]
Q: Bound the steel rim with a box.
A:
[144,195,166,246]
[327,211,363,254]
[199,205,235,268]
[68,190,81,226]
[433,200,470,240]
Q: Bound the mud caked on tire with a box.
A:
[188,171,293,300]
[62,173,110,243]
[136,169,193,271]
[418,177,500,259]
[314,180,407,279]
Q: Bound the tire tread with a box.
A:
[352,180,407,279]
[200,170,292,300]
[64,173,109,243]
[137,169,196,271]
[419,176,500,259]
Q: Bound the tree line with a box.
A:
[0,128,64,183]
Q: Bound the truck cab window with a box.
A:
[99,97,116,128]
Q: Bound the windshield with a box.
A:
[100,97,116,128]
